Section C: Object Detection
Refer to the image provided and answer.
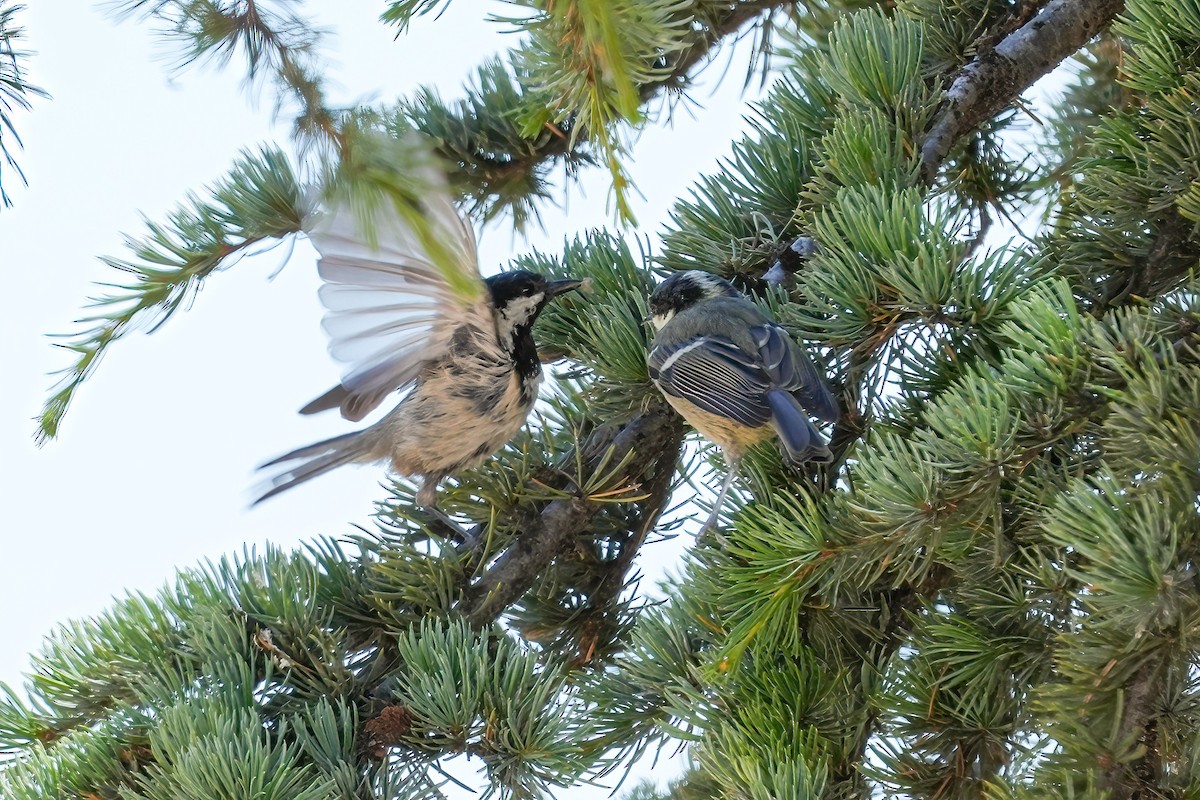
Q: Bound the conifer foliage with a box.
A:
[10,1,1200,798]
[0,1,46,207]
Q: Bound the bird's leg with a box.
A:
[416,475,479,548]
[423,505,478,546]
[697,457,739,545]
[415,475,441,509]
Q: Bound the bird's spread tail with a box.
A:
[253,430,378,504]
[766,389,831,463]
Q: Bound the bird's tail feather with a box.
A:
[766,389,831,463]
[253,430,378,504]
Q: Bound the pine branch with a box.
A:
[37,147,304,443]
[459,402,684,628]
[519,0,796,222]
[113,0,340,149]
[520,420,684,666]
[380,1,449,32]
[400,2,796,225]
[0,1,48,207]
[919,0,1127,184]
[399,59,589,231]
[588,443,679,607]
[636,1,797,102]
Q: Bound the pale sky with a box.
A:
[1,2,768,794]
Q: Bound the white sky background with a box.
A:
[0,2,772,794]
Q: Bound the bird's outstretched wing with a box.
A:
[648,323,838,427]
[300,186,492,421]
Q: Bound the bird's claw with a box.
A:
[695,505,730,548]
[422,505,479,549]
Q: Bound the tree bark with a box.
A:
[460,403,684,627]
[921,0,1127,184]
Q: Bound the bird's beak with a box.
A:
[546,277,585,298]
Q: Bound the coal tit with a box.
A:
[646,270,838,529]
[255,189,581,508]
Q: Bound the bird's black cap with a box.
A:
[486,270,583,307]
[648,270,739,318]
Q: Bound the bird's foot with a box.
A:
[695,505,730,548]
[422,505,480,550]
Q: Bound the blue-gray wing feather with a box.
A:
[648,336,772,427]
[649,323,838,428]
[751,324,839,423]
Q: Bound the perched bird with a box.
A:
[255,188,582,509]
[646,270,839,530]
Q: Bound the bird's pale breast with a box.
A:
[378,346,540,477]
[661,393,772,460]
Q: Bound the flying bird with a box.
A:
[255,185,582,510]
[646,270,839,531]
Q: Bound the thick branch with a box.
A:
[920,0,1126,184]
[1102,652,1168,798]
[459,403,684,627]
[1095,205,1200,313]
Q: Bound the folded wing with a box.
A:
[648,335,773,427]
[648,323,838,428]
[749,323,839,423]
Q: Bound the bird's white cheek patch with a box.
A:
[498,294,546,330]
[650,310,675,330]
